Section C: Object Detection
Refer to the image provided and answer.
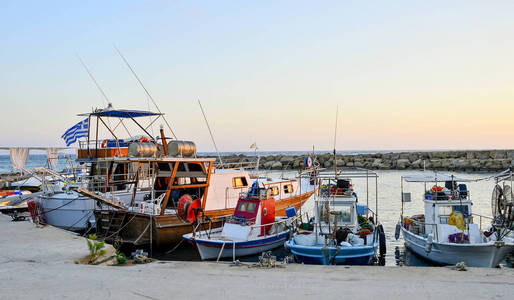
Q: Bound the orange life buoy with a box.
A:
[138,137,150,143]
[101,139,108,148]
[431,185,443,192]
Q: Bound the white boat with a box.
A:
[286,169,386,265]
[183,182,298,260]
[397,173,514,267]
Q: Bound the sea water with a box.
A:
[1,154,508,266]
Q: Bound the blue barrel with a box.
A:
[285,207,297,218]
[356,204,367,215]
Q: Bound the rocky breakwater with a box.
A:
[215,150,514,172]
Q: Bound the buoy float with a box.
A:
[178,194,202,223]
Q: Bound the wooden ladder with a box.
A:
[100,210,127,239]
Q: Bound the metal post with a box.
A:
[366,169,369,217]
[232,241,236,263]
[375,175,378,223]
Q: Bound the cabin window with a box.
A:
[233,177,248,188]
[439,205,469,217]
[283,184,293,194]
[270,186,279,196]
[338,206,352,223]
[238,201,257,213]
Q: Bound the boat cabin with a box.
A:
[316,175,371,230]
[402,174,482,243]
[221,183,276,239]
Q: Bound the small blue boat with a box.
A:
[285,169,386,265]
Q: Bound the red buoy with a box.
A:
[177,195,201,223]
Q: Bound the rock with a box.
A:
[378,161,392,170]
[408,154,418,163]
[280,156,294,164]
[476,151,489,160]
[353,160,364,168]
[507,151,514,159]
[292,159,302,169]
[263,161,274,169]
[399,153,410,160]
[396,159,410,169]
[430,159,442,168]
[271,161,283,169]
[371,159,383,169]
[494,150,507,159]
[411,159,423,169]
[324,160,332,168]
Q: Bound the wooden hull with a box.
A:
[95,189,316,248]
[95,210,224,247]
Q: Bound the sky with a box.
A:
[1,1,514,152]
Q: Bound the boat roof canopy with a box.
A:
[403,173,472,182]
[78,109,162,118]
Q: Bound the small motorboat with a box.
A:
[183,182,299,260]
[285,169,385,265]
[0,190,37,214]
[397,172,514,268]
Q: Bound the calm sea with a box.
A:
[2,152,509,267]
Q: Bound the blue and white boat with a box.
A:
[183,182,298,260]
[285,169,386,265]
[397,172,514,267]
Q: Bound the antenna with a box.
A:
[333,105,339,177]
[113,45,178,139]
[76,54,110,106]
[198,100,224,167]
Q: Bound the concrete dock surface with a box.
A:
[1,214,513,300]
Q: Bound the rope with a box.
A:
[165,238,185,255]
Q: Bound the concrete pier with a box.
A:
[1,214,513,299]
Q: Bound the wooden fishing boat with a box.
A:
[94,157,317,247]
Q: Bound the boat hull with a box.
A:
[285,240,378,265]
[94,210,225,247]
[38,193,95,231]
[94,189,316,247]
[184,231,290,260]
[401,227,514,267]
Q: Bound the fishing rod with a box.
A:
[198,100,224,167]
[76,54,110,106]
[113,45,178,139]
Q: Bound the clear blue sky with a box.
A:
[1,1,514,151]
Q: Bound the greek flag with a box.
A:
[61,118,89,146]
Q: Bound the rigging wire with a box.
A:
[76,54,110,107]
[113,45,177,139]
[198,100,223,167]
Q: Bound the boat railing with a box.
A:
[215,160,257,170]
[403,218,439,241]
[247,214,303,240]
[471,213,493,231]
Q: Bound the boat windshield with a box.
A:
[238,201,257,213]
[319,203,353,225]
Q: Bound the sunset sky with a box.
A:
[1,1,514,152]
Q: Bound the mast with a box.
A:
[333,105,338,178]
